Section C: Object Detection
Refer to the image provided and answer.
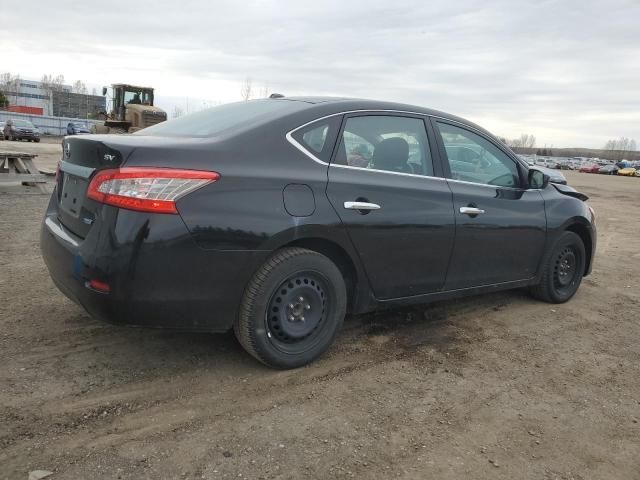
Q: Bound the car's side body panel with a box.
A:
[442,181,547,289]
[326,165,456,299]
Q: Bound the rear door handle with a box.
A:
[459,206,485,215]
[344,201,381,211]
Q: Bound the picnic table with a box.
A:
[0,151,49,193]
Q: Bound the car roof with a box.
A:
[272,96,493,137]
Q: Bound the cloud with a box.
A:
[1,0,638,147]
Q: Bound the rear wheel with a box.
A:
[531,231,585,303]
[235,247,347,369]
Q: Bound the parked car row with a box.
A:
[2,119,40,142]
[0,119,94,141]
[519,154,640,178]
[579,163,640,177]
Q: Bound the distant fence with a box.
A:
[0,111,102,136]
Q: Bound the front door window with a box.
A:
[436,122,520,188]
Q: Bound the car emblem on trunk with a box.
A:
[104,154,116,161]
[65,142,71,158]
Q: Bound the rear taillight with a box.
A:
[87,167,219,214]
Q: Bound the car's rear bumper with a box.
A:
[40,203,269,332]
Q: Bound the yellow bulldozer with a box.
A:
[92,84,167,134]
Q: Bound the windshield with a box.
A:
[13,120,34,128]
[137,99,306,137]
[123,88,154,105]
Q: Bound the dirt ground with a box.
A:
[1,140,639,479]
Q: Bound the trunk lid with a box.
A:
[57,136,135,238]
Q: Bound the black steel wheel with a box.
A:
[553,246,578,292]
[266,272,330,352]
[235,247,347,369]
[531,231,586,303]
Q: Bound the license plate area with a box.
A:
[60,173,87,218]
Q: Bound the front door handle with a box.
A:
[459,206,485,215]
[344,201,381,211]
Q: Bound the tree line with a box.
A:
[602,137,637,160]
[497,132,638,159]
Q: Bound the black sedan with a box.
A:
[41,97,597,368]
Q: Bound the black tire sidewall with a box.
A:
[241,251,346,369]
[546,232,586,303]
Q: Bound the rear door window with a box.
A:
[333,115,434,177]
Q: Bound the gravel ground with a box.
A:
[1,159,639,479]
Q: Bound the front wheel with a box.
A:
[531,231,586,303]
[235,247,347,369]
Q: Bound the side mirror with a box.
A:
[529,169,549,189]
[102,87,107,96]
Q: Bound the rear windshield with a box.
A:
[136,99,305,137]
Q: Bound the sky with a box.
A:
[1,0,638,148]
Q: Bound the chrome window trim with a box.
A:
[446,177,529,191]
[285,113,344,166]
[285,133,326,165]
[285,108,531,184]
[330,163,447,182]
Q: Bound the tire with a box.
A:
[34,138,40,143]
[234,247,347,369]
[530,231,586,303]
